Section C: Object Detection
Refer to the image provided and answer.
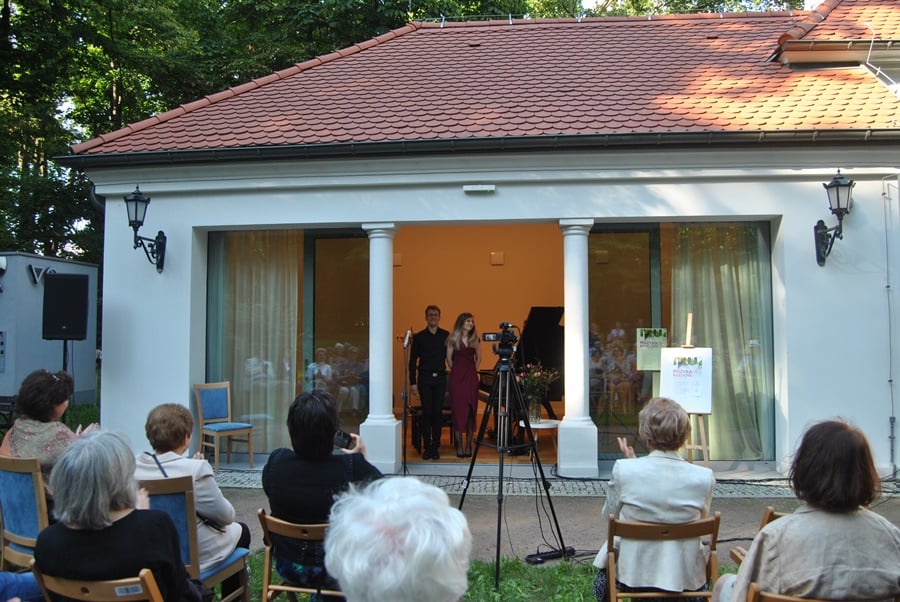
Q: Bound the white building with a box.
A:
[59,2,900,477]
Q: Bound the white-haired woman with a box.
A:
[325,477,472,602]
[34,431,198,602]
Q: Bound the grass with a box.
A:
[245,549,598,601]
[244,550,738,601]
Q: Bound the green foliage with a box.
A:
[63,402,100,431]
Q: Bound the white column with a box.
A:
[360,223,401,473]
[557,218,599,477]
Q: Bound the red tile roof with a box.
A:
[69,0,900,161]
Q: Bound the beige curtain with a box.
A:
[216,230,302,452]
[670,223,774,460]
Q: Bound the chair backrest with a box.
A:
[194,382,233,424]
[608,511,720,588]
[732,507,788,565]
[138,476,201,579]
[746,582,900,602]
[32,558,165,602]
[258,508,328,544]
[758,506,787,530]
[257,508,344,599]
[0,455,49,569]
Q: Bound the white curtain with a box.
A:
[209,230,302,452]
[670,223,774,460]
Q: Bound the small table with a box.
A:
[519,419,560,457]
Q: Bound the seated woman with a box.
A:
[0,369,98,487]
[262,390,382,596]
[593,397,715,602]
[34,431,198,602]
[134,403,250,596]
[713,420,900,602]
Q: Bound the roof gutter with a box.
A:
[54,129,900,170]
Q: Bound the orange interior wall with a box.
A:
[392,223,564,401]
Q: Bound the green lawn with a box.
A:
[245,550,597,601]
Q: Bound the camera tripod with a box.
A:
[457,346,570,589]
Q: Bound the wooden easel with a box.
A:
[680,313,710,465]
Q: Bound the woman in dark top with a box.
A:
[34,431,196,602]
[262,390,382,595]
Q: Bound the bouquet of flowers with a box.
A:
[517,362,560,401]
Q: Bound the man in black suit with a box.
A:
[408,305,449,460]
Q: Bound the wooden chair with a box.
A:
[607,512,720,601]
[746,583,900,602]
[31,558,165,602]
[139,476,250,602]
[194,381,254,472]
[730,506,787,565]
[0,455,49,570]
[257,508,345,601]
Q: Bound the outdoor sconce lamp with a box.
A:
[124,186,166,273]
[814,170,854,266]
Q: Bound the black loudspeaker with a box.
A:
[42,273,89,341]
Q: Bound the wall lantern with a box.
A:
[124,186,166,273]
[814,170,854,266]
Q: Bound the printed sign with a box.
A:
[658,347,712,414]
[636,328,667,371]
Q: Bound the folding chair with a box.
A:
[194,381,254,472]
[608,511,720,601]
[31,558,165,602]
[257,508,345,601]
[746,583,900,602]
[139,476,249,602]
[730,506,787,564]
[0,455,50,570]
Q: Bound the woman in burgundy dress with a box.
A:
[446,313,481,457]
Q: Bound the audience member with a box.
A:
[134,403,250,595]
[34,431,198,602]
[262,390,381,596]
[0,571,41,602]
[305,348,333,392]
[713,420,900,602]
[0,369,98,487]
[325,477,472,602]
[593,397,715,602]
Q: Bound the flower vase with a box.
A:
[527,395,542,423]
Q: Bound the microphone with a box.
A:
[403,328,412,349]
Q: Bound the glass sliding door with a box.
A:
[589,222,774,460]
[206,229,369,454]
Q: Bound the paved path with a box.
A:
[218,465,899,565]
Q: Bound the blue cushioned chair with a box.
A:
[139,476,250,602]
[193,381,253,472]
[0,455,49,570]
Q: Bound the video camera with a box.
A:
[482,322,518,360]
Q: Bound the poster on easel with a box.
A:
[659,347,712,414]
[636,328,667,371]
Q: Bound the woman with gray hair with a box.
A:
[325,477,472,602]
[34,431,197,602]
[592,396,715,602]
